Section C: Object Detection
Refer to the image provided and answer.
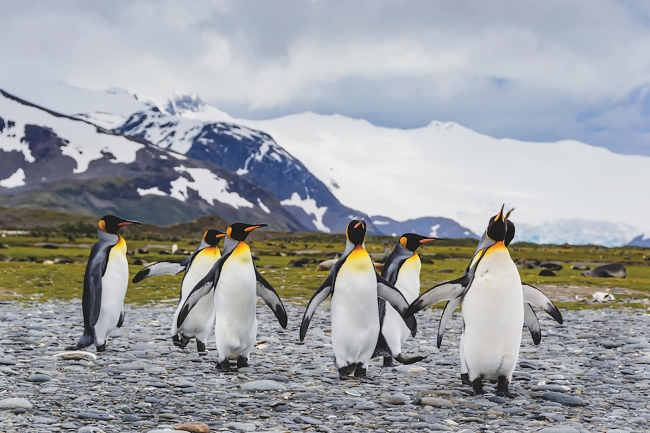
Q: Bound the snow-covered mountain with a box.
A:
[0,86,473,237]
[184,109,647,247]
[110,96,472,236]
[3,83,648,246]
[0,89,306,230]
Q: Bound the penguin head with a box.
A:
[227,223,267,241]
[203,229,226,246]
[98,215,142,234]
[486,205,514,243]
[399,233,441,252]
[486,205,507,242]
[346,219,366,246]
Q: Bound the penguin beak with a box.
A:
[505,207,515,220]
[215,233,226,238]
[494,205,505,223]
[118,220,142,227]
[419,237,442,244]
[354,220,364,229]
[244,224,267,233]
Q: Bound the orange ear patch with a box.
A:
[399,237,407,248]
[226,227,232,237]
[98,220,106,232]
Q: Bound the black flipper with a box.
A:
[375,273,417,336]
[176,252,229,328]
[437,296,462,348]
[522,283,563,324]
[79,240,113,348]
[255,268,288,328]
[523,302,541,345]
[404,275,469,318]
[132,257,191,283]
[299,273,334,341]
[117,311,125,328]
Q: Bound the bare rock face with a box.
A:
[581,263,626,278]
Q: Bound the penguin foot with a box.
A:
[218,360,232,372]
[383,356,395,367]
[460,373,471,386]
[196,340,206,354]
[172,335,188,349]
[96,344,106,353]
[395,353,427,365]
[471,378,484,396]
[338,367,352,380]
[353,366,367,378]
[237,356,249,368]
[496,376,516,398]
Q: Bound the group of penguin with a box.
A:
[74,206,563,397]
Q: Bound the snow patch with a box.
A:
[137,187,168,197]
[74,112,126,129]
[257,198,271,213]
[171,166,254,209]
[429,224,441,237]
[281,192,330,233]
[0,168,25,188]
[0,92,143,173]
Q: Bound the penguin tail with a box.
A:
[372,332,392,359]
[77,328,94,349]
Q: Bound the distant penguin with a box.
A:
[406,206,561,397]
[132,229,226,353]
[373,233,439,367]
[177,223,287,371]
[300,220,416,380]
[76,215,141,352]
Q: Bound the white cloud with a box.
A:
[1,1,649,154]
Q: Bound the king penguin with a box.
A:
[76,215,141,352]
[300,219,417,380]
[132,229,226,353]
[373,233,439,367]
[405,206,563,397]
[177,223,288,371]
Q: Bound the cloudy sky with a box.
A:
[1,0,649,155]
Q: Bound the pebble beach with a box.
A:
[0,300,649,433]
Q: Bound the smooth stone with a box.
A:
[173,421,210,432]
[294,416,322,425]
[629,417,648,425]
[224,422,256,431]
[428,424,453,431]
[241,380,286,391]
[33,416,57,424]
[538,428,580,433]
[27,373,51,382]
[418,397,454,408]
[78,427,106,433]
[541,392,587,406]
[123,414,142,422]
[0,398,33,410]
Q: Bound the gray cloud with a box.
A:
[1,0,649,154]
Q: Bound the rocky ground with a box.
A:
[0,299,649,433]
